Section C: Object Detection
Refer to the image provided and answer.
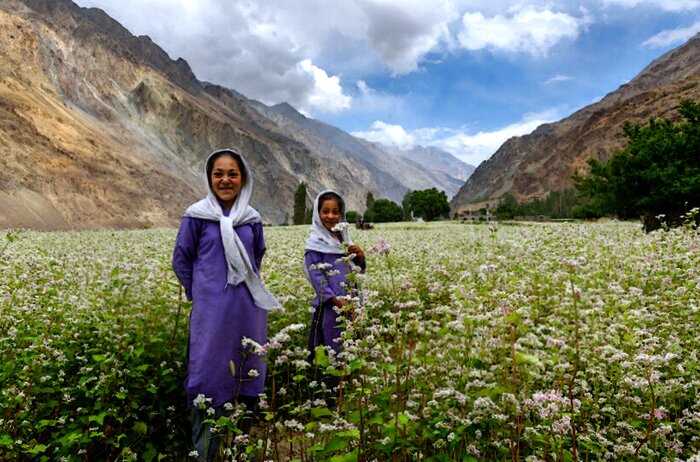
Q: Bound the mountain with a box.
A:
[451,33,700,214]
[0,0,460,229]
[392,145,474,185]
[249,102,468,200]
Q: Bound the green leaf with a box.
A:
[92,354,107,362]
[330,449,358,462]
[133,421,147,435]
[515,352,543,368]
[143,444,157,462]
[323,436,348,452]
[314,346,329,368]
[348,358,365,372]
[336,429,360,439]
[89,412,107,425]
[36,419,55,430]
[311,407,333,418]
[0,435,13,447]
[59,431,82,447]
[26,444,48,455]
[398,413,409,426]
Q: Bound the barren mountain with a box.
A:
[0,0,461,229]
[451,33,700,214]
[392,145,474,188]
[249,102,469,199]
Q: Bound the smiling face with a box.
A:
[319,197,342,232]
[209,154,244,209]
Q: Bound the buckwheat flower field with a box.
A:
[1,222,699,461]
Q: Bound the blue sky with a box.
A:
[74,0,700,166]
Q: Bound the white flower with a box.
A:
[248,368,260,377]
[241,337,266,355]
[331,222,349,233]
[193,394,212,409]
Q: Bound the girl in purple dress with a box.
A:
[172,148,280,461]
[304,191,366,378]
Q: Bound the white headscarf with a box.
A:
[304,190,352,254]
[183,148,281,311]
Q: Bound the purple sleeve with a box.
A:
[304,251,337,304]
[172,217,199,301]
[253,222,266,272]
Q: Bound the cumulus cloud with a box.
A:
[643,21,700,48]
[352,121,416,149]
[358,0,457,74]
[297,60,351,113]
[353,109,561,165]
[600,0,700,11]
[457,6,586,56]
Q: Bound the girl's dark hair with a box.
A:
[318,192,345,214]
[206,150,247,188]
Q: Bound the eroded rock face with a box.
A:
[0,0,463,228]
[451,34,700,214]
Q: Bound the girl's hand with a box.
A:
[332,297,347,308]
[347,244,365,260]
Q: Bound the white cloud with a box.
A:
[358,0,458,74]
[643,21,700,48]
[352,121,416,149]
[544,74,574,84]
[457,6,585,56]
[297,60,351,113]
[353,109,561,165]
[600,0,700,11]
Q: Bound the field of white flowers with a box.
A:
[1,221,699,461]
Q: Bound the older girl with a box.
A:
[172,148,279,460]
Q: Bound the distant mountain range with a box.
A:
[0,0,472,228]
[451,32,700,214]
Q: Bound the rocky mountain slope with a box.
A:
[0,0,463,228]
[392,145,474,186]
[451,33,700,214]
[252,102,472,199]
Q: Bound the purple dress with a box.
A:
[305,251,365,354]
[172,216,267,407]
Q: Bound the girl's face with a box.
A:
[319,198,342,231]
[210,155,244,208]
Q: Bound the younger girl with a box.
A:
[304,190,366,363]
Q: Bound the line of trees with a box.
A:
[291,186,452,225]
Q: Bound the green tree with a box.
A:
[365,191,375,210]
[346,210,359,223]
[365,198,403,223]
[293,182,308,225]
[495,193,518,219]
[574,100,700,230]
[402,188,450,221]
